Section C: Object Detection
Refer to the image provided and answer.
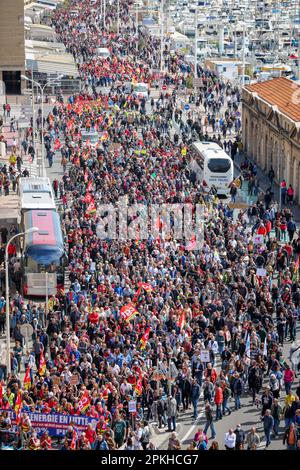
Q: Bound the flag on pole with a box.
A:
[119,303,139,322]
[132,287,142,303]
[15,390,22,425]
[39,350,46,376]
[177,311,186,330]
[138,282,153,293]
[245,332,251,358]
[140,327,151,350]
[70,429,77,450]
[24,366,31,390]
[54,138,61,151]
[83,192,92,204]
[77,390,91,414]
[86,200,96,214]
[134,373,143,396]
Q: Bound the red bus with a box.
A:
[22,209,66,296]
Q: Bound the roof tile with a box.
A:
[246,77,300,122]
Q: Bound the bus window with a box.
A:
[207,158,231,173]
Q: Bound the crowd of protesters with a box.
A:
[0,0,300,451]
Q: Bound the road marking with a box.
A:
[180,392,205,444]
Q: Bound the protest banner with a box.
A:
[0,410,98,437]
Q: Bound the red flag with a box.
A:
[138,282,153,293]
[70,429,77,450]
[140,327,151,350]
[54,138,61,150]
[132,287,142,303]
[177,311,186,330]
[134,373,143,396]
[39,350,46,376]
[86,180,94,192]
[77,390,91,414]
[86,200,96,214]
[119,303,139,322]
[15,390,22,425]
[294,255,300,273]
[84,192,92,204]
[24,366,31,390]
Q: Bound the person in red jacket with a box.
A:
[214,384,223,420]
[257,222,267,238]
[265,219,272,240]
[85,423,96,446]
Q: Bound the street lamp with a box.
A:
[117,0,120,35]
[5,227,39,374]
[21,74,63,177]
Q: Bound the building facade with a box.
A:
[0,0,25,94]
[243,77,300,202]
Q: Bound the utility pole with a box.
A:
[194,3,198,81]
[31,65,36,157]
[136,3,139,51]
[242,13,246,86]
[103,0,106,30]
[160,0,164,74]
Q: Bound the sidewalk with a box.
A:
[234,152,300,224]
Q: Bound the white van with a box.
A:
[97,47,111,59]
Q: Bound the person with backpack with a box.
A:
[203,401,216,439]
[222,382,232,416]
[140,421,151,450]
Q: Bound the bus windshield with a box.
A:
[81,132,98,144]
[133,84,148,93]
[207,158,231,173]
